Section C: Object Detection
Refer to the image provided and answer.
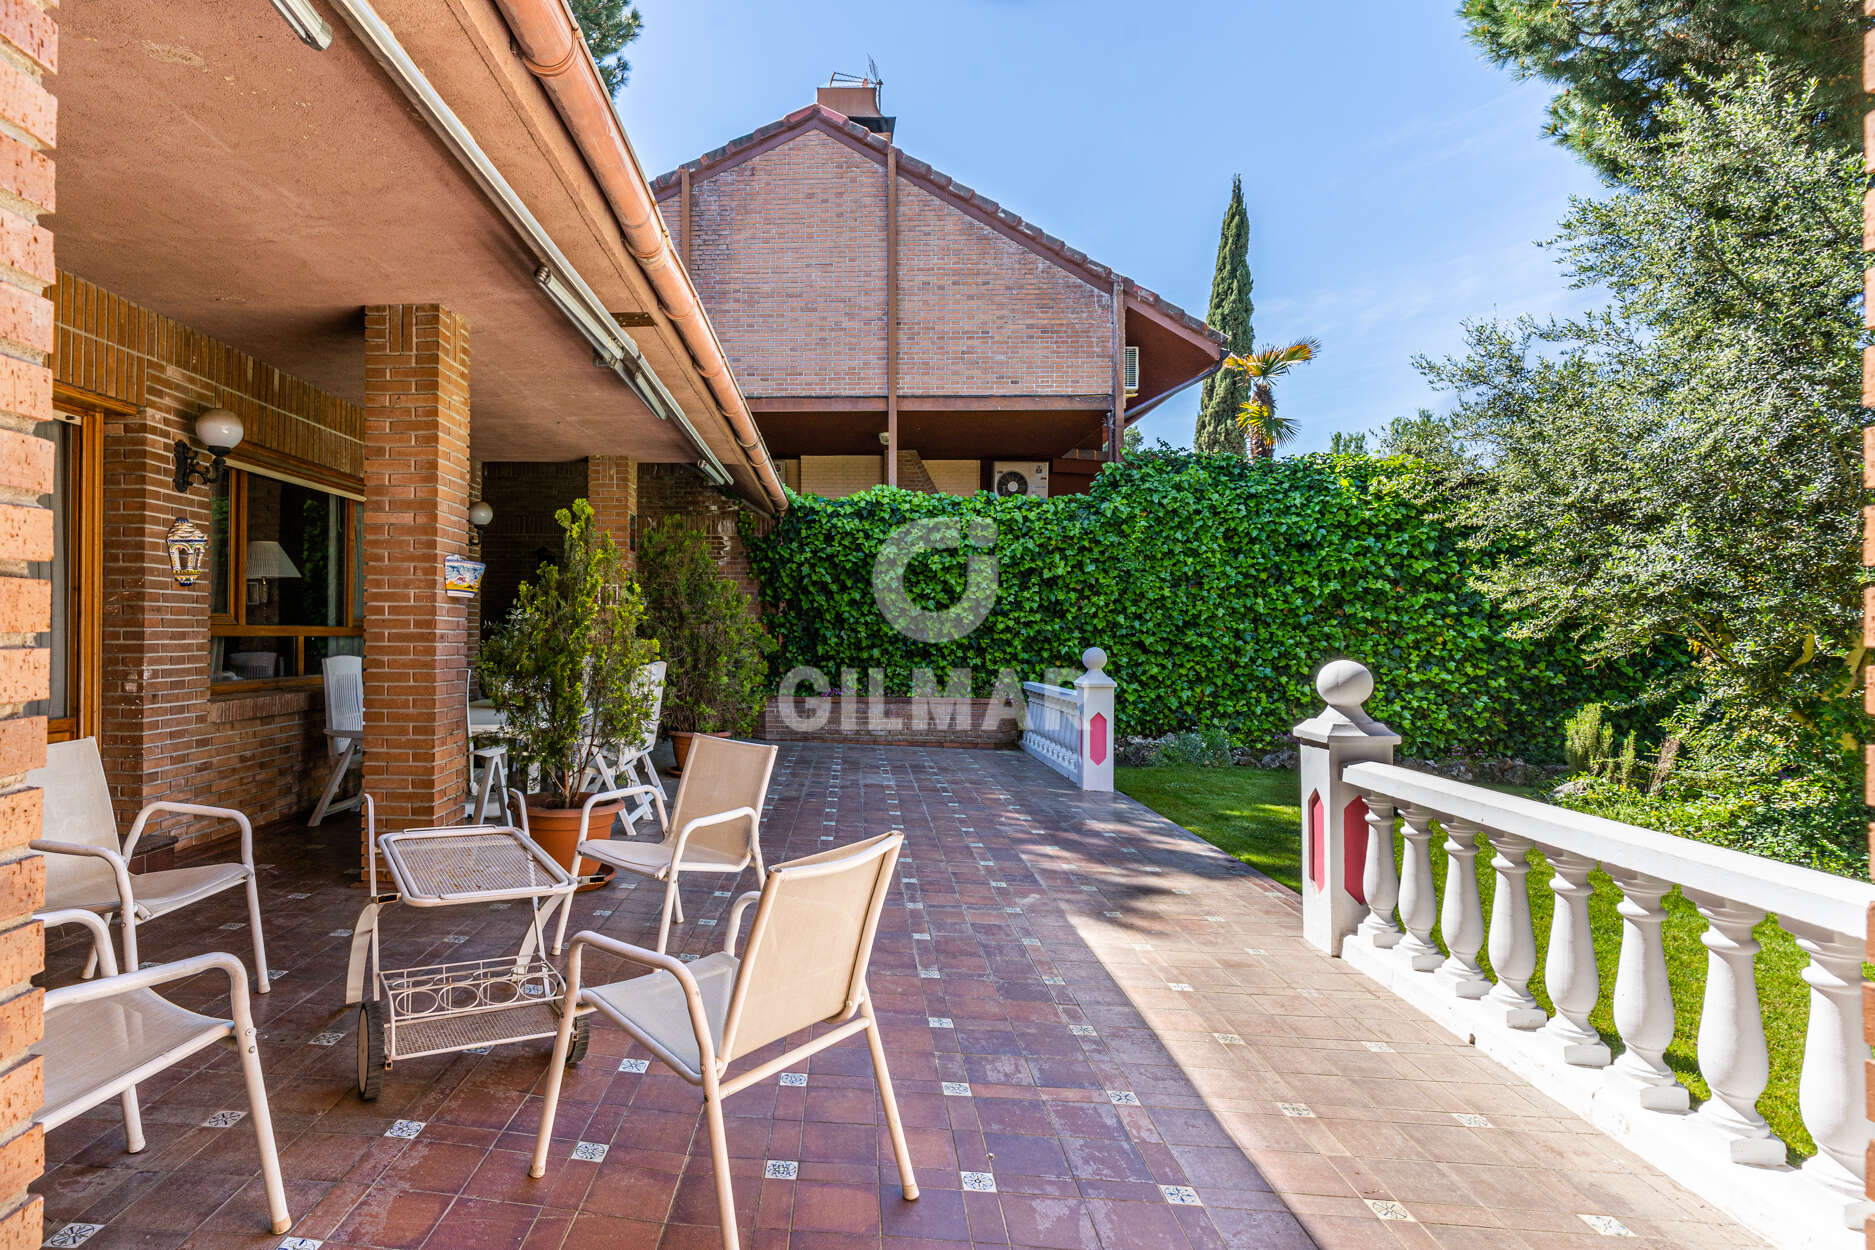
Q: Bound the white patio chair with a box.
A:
[466,669,510,824]
[309,654,364,826]
[530,833,916,1250]
[563,735,777,954]
[35,908,291,1235]
[583,660,667,830]
[30,737,270,992]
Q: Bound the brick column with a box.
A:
[587,454,637,570]
[0,0,55,1242]
[363,306,471,836]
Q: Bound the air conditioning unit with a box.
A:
[992,461,1049,498]
[1123,345,1140,397]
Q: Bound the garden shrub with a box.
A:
[744,450,1667,760]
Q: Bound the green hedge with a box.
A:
[743,452,1663,760]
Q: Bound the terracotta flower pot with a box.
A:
[524,795,624,890]
[668,730,725,775]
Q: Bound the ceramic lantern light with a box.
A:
[166,517,210,586]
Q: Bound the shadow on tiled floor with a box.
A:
[31,744,1761,1250]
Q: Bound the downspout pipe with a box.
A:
[1121,356,1228,428]
[491,0,787,513]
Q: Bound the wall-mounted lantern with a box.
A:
[166,518,210,586]
[173,407,244,493]
[467,500,494,549]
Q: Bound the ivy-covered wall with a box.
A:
[744,453,1664,760]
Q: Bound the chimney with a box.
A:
[816,74,894,141]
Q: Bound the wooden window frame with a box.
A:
[209,466,363,693]
[47,384,115,743]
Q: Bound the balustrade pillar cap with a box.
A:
[1074,646,1115,690]
[1293,658,1399,747]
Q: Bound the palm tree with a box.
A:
[1222,339,1319,458]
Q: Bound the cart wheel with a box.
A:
[565,1015,591,1067]
[356,1000,386,1101]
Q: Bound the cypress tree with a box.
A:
[1194,178,1253,456]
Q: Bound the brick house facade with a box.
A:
[654,81,1227,500]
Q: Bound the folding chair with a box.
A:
[309,654,363,826]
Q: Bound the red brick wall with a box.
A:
[661,126,1114,403]
[670,131,886,396]
[362,305,471,836]
[0,0,55,1241]
[638,464,758,597]
[57,274,365,841]
[587,454,637,570]
[896,177,1111,396]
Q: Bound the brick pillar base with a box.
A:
[363,306,471,839]
[0,0,56,1238]
[587,455,637,571]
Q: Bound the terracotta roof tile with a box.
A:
[651,104,1223,344]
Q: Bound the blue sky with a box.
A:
[618,0,1608,453]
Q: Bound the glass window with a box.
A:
[27,418,71,723]
[210,468,362,685]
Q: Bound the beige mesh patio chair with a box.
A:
[563,735,777,954]
[30,737,270,992]
[530,833,916,1250]
[309,653,364,826]
[35,908,291,1235]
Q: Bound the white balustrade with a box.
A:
[1292,659,1875,1250]
[1019,648,1114,792]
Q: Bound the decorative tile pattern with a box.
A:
[23,742,1757,1250]
[1454,1112,1491,1127]
[778,1072,807,1087]
[1367,1199,1413,1221]
[1579,1214,1636,1237]
[201,1110,246,1128]
[960,1171,997,1193]
[44,1223,103,1247]
[571,1141,608,1162]
[277,1239,323,1250]
[1277,1103,1315,1118]
[384,1120,425,1139]
[308,1032,344,1047]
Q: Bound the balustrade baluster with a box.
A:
[1394,806,1442,972]
[1356,797,1400,949]
[1683,892,1781,1164]
[1786,921,1874,1226]
[1542,851,1610,1067]
[1435,818,1490,999]
[1606,869,1688,1111]
[1483,831,1544,1028]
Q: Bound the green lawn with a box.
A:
[1117,763,1819,1161]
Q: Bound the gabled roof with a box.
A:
[652,104,1226,354]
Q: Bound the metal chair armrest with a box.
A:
[578,785,668,842]
[722,890,762,958]
[43,948,252,1016]
[32,839,136,918]
[562,929,719,1072]
[126,801,255,866]
[669,806,759,865]
[37,907,120,977]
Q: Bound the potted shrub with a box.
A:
[637,517,770,770]
[478,500,659,876]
